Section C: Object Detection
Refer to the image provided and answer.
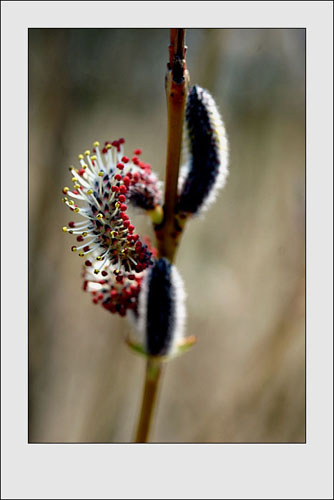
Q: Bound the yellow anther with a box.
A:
[82,232,87,237]
[62,197,68,203]
[93,141,100,147]
[84,150,90,156]
[79,252,85,257]
[62,226,68,232]
[98,171,104,177]
[114,269,119,274]
[106,144,112,150]
[78,154,84,160]
[68,200,74,206]
[68,230,73,234]
[74,183,80,189]
[94,269,99,275]
[63,187,69,193]
[115,202,120,209]
[72,177,77,182]
[87,189,93,195]
[96,256,102,261]
[96,213,103,219]
[71,246,77,252]
[90,155,97,161]
[74,208,80,213]
[69,165,75,171]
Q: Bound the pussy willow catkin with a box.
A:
[178,85,229,215]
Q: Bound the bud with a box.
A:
[178,85,229,215]
[136,258,186,357]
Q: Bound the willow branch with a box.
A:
[134,30,189,443]
[155,28,189,263]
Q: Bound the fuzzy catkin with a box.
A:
[178,85,229,215]
[137,258,186,356]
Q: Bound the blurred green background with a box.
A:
[29,28,305,443]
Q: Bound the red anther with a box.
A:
[120,204,127,211]
[133,148,142,155]
[126,172,132,178]
[132,234,139,241]
[93,297,99,304]
[112,140,119,147]
[119,138,125,144]
[71,245,76,251]
[73,190,79,195]
[102,147,107,154]
[128,224,135,232]
[77,236,84,242]
[83,246,90,252]
[120,212,128,220]
[98,293,104,300]
[101,271,108,277]
[136,263,143,272]
[116,275,124,283]
[83,280,88,291]
[114,174,122,181]
[99,280,106,285]
[112,185,119,193]
[139,252,147,262]
[117,162,124,170]
[69,222,75,228]
[85,260,92,267]
[127,235,133,241]
[128,274,135,280]
[119,185,127,194]
[123,176,130,186]
[133,172,140,182]
[132,156,139,165]
[123,220,130,228]
[118,194,126,203]
[121,156,129,163]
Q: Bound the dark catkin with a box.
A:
[178,85,229,215]
[137,258,186,357]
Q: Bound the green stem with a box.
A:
[135,357,163,443]
[134,29,188,443]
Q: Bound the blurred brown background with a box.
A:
[29,28,305,443]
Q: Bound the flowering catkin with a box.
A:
[178,85,229,215]
[62,139,161,278]
[136,258,186,357]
